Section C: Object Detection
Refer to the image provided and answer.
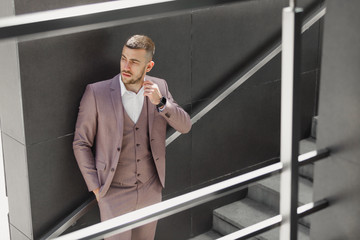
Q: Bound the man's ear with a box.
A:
[146,61,155,72]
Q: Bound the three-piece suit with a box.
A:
[73,74,191,239]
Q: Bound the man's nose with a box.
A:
[123,61,131,71]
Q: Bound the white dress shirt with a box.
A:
[119,76,145,124]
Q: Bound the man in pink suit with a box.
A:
[73,35,191,240]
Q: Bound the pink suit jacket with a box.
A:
[73,74,191,198]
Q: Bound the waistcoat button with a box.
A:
[111,168,115,172]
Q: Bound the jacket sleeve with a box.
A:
[159,81,192,134]
[73,84,100,192]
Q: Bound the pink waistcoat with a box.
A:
[112,100,157,186]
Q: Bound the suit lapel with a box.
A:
[110,75,124,140]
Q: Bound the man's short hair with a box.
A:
[125,35,155,60]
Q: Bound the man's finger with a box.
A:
[143,80,154,85]
[144,89,154,93]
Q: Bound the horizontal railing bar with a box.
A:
[0,0,241,41]
[40,197,97,239]
[217,199,328,240]
[55,163,283,240]
[298,148,330,166]
[166,42,281,146]
[302,4,326,33]
[217,215,282,240]
[49,148,329,238]
[166,4,326,146]
[297,198,329,219]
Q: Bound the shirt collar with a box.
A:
[119,76,127,97]
[119,75,144,97]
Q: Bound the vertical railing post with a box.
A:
[280,3,303,240]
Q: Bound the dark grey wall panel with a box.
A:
[27,135,89,238]
[191,0,284,104]
[300,21,322,73]
[163,134,192,197]
[300,70,318,138]
[19,14,192,146]
[18,31,117,146]
[191,79,281,185]
[311,0,360,239]
[156,211,191,240]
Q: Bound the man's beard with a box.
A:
[125,75,142,85]
[122,67,146,85]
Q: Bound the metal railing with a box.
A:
[46,4,327,237]
[217,199,328,240]
[0,0,327,239]
[43,148,330,239]
[0,0,241,42]
[167,4,326,145]
[55,149,329,240]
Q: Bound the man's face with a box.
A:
[120,46,152,86]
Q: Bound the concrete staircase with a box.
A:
[190,136,317,240]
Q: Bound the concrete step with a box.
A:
[248,175,313,211]
[247,174,313,227]
[188,230,222,240]
[299,137,316,154]
[213,198,310,240]
[190,137,317,240]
